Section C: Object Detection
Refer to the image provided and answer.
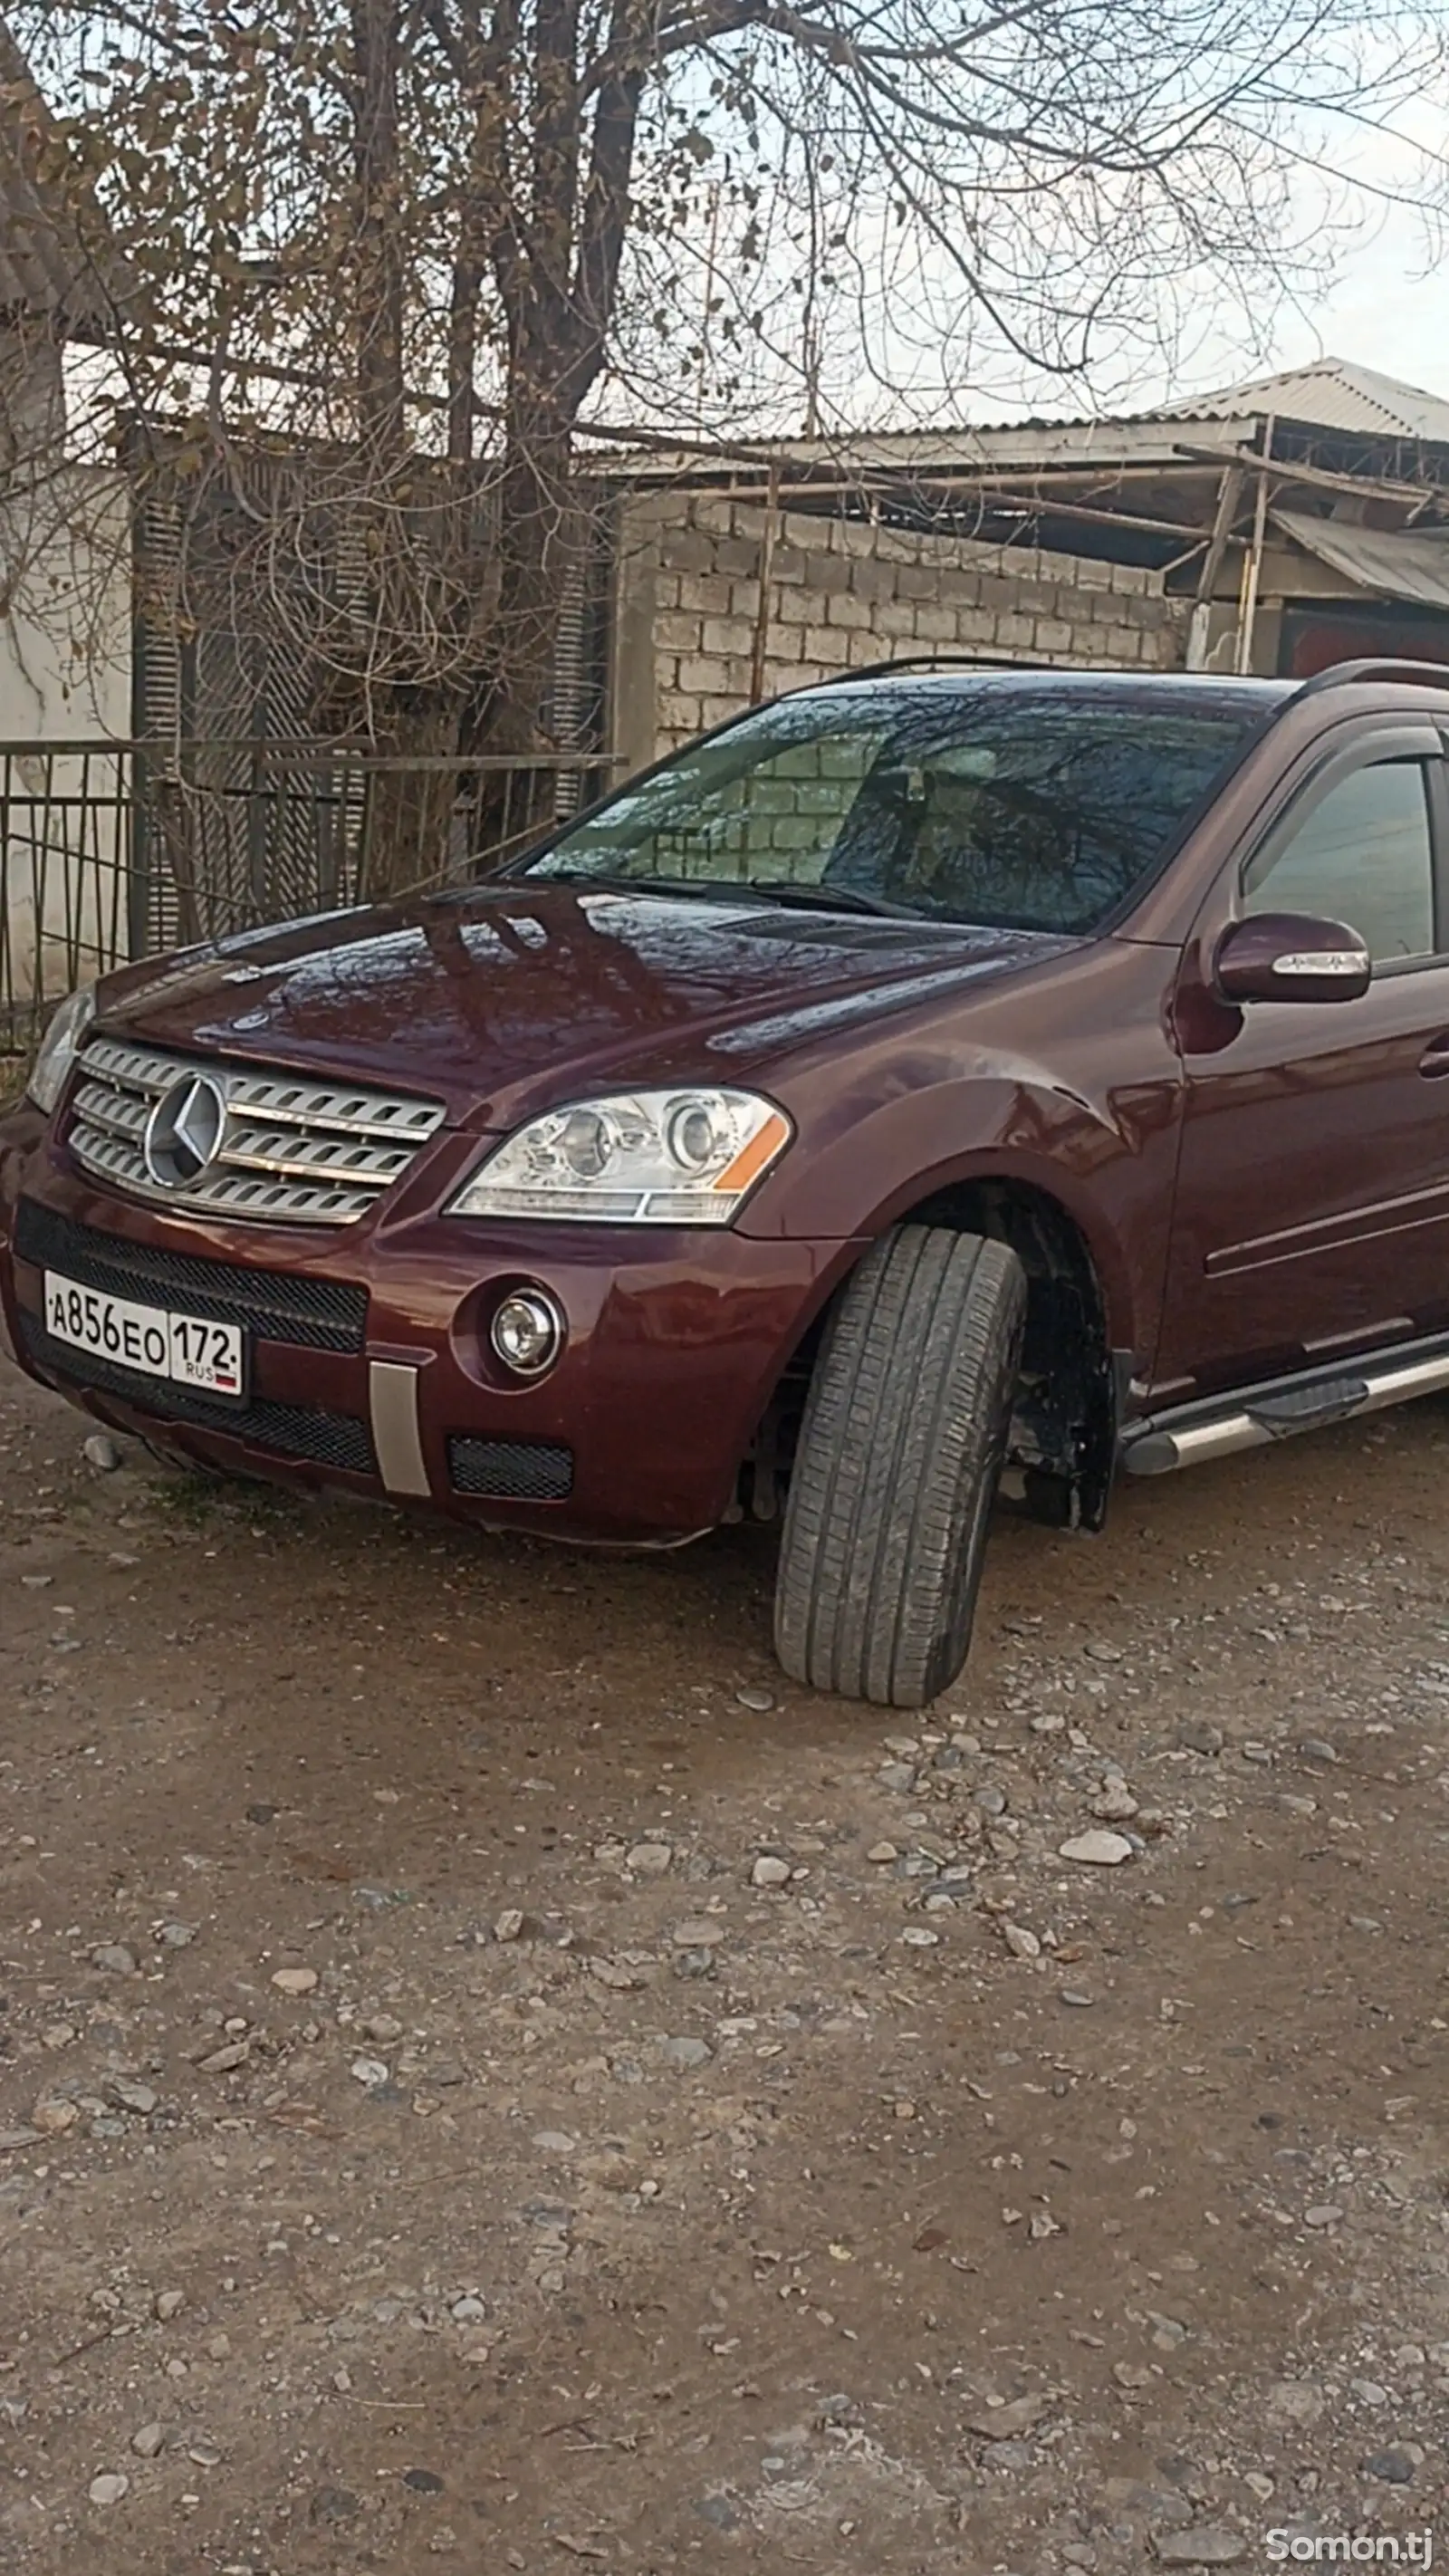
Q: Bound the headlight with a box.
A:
[448,1088,792,1226]
[26,983,96,1115]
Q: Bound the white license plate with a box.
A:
[43,1271,245,1399]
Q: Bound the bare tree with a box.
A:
[6,0,1446,879]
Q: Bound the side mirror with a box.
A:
[1214,911,1372,1006]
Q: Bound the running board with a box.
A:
[1120,1333,1449,1477]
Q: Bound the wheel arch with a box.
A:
[745,1168,1122,1532]
[889,1173,1118,1528]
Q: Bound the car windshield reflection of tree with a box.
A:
[528,687,1257,936]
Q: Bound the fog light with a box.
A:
[490,1288,564,1379]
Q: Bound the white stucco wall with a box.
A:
[1,334,132,1012]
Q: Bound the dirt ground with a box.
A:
[2,1338,1448,2576]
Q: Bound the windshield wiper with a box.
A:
[742,879,916,920]
[533,870,775,903]
[533,868,915,920]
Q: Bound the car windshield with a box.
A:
[522,682,1262,935]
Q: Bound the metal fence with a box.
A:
[0,738,619,1060]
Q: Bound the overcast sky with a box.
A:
[715,120,1449,437]
[1107,94,1449,409]
[1258,216,1447,393]
[797,87,1449,429]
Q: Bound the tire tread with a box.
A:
[774,1224,1025,1706]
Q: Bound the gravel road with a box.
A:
[3,1345,1447,2572]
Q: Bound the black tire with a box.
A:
[773,1225,1026,1706]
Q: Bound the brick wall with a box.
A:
[613,490,1189,765]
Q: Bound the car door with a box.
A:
[1156,722,1449,1399]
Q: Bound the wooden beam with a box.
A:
[1173,440,1449,514]
[668,476,1216,543]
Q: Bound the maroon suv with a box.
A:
[5,660,1449,1706]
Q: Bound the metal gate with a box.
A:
[130,445,616,950]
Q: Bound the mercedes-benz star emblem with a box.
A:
[143,1073,227,1189]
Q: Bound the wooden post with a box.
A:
[749,462,781,704]
[1185,465,1245,670]
[1235,417,1275,676]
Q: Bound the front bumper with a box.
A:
[0,1105,853,1544]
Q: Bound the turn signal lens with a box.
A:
[26,982,96,1115]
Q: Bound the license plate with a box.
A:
[43,1271,245,1400]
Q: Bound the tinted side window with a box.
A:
[1243,762,1435,963]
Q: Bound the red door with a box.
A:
[1156,726,1449,1400]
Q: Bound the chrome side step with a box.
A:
[1120,1333,1449,1477]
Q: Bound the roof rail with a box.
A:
[1294,657,1449,698]
[813,653,1063,686]
[815,651,1449,698]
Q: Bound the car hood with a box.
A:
[99,885,1079,1129]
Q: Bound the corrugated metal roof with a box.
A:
[596,414,1235,482]
[1273,508,1449,609]
[0,16,131,336]
[1147,359,1449,446]
[599,358,1449,485]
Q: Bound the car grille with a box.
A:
[18,1312,378,1475]
[14,1200,369,1353]
[66,1036,446,1226]
[448,1436,575,1501]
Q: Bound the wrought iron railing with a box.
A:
[0,738,619,1062]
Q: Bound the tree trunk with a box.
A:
[349,0,406,466]
[356,697,465,903]
[463,398,579,857]
[347,0,461,904]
